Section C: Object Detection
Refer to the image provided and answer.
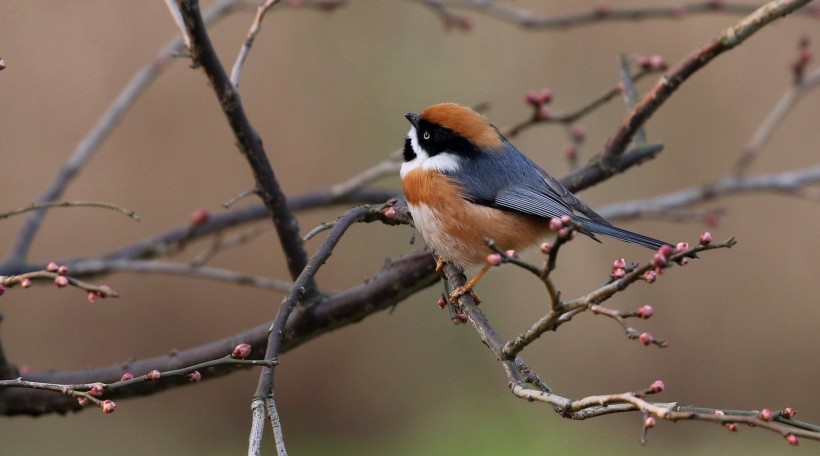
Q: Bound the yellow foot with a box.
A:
[449,286,481,304]
[435,258,446,276]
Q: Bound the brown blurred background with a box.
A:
[1,1,818,455]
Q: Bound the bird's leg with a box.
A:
[449,263,491,303]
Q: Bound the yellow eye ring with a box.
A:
[423,131,430,140]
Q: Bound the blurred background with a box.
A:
[1,1,818,454]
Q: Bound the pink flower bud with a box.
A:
[675,242,689,253]
[612,268,625,279]
[570,124,586,142]
[46,262,59,272]
[0,285,5,297]
[0,59,5,71]
[637,55,651,69]
[120,372,134,382]
[525,91,541,106]
[21,278,32,288]
[649,380,664,393]
[101,400,117,414]
[437,295,447,309]
[88,383,104,397]
[699,232,712,246]
[758,408,773,421]
[77,397,89,407]
[147,370,161,381]
[612,258,626,270]
[87,292,97,303]
[57,265,69,276]
[549,218,563,231]
[563,145,578,162]
[539,242,552,255]
[382,206,397,218]
[781,407,796,419]
[651,253,667,269]
[714,410,725,416]
[188,371,202,382]
[538,88,553,104]
[558,228,573,239]
[724,422,737,432]
[644,416,655,428]
[536,105,552,120]
[190,209,211,226]
[456,312,468,324]
[54,276,69,288]
[637,305,654,319]
[232,343,252,359]
[648,54,666,70]
[643,270,657,284]
[786,434,799,446]
[560,215,572,226]
[639,332,654,346]
[486,253,503,266]
[658,245,674,259]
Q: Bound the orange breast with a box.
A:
[403,169,550,268]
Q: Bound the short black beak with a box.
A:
[404,113,419,128]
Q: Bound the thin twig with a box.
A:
[177,0,315,298]
[0,200,140,221]
[411,0,815,30]
[231,0,281,88]
[732,66,820,175]
[249,203,405,453]
[163,0,191,49]
[597,166,820,221]
[5,0,242,265]
[0,247,438,416]
[76,259,293,292]
[601,0,814,167]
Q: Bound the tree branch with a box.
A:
[176,0,315,298]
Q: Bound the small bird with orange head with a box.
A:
[400,103,678,301]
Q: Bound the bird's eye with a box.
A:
[422,131,430,140]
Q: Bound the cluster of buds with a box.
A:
[47,261,70,288]
[525,88,554,120]
[487,249,517,267]
[549,216,574,240]
[611,258,626,279]
[563,124,586,165]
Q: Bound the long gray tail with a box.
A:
[580,218,671,251]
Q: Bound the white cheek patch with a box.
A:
[423,153,462,174]
[400,126,463,177]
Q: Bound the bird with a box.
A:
[400,102,679,302]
